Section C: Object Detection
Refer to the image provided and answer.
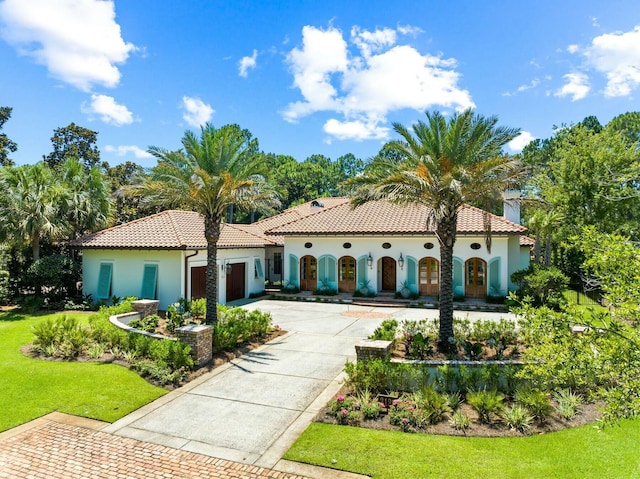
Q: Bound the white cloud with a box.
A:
[567,44,579,54]
[323,118,390,141]
[0,0,135,91]
[584,26,640,97]
[181,96,214,127]
[397,23,423,36]
[508,131,536,152]
[554,72,590,101]
[238,49,258,78]
[104,144,152,159]
[81,94,133,126]
[504,78,540,96]
[283,24,473,141]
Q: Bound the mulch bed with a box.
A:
[316,385,603,437]
[21,328,287,391]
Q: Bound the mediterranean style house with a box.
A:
[71,194,531,309]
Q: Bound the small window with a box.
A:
[96,263,113,299]
[424,242,434,249]
[471,243,482,250]
[304,242,313,248]
[255,258,264,278]
[273,252,282,275]
[382,242,391,249]
[140,264,158,299]
[343,242,352,249]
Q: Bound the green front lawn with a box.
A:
[285,421,640,479]
[0,310,166,432]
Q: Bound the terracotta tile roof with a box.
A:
[70,210,277,250]
[520,235,536,247]
[253,197,351,244]
[265,199,528,236]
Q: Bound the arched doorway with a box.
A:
[465,257,487,298]
[338,256,356,293]
[381,256,396,291]
[300,255,317,291]
[418,257,439,296]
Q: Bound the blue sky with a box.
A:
[1,0,640,168]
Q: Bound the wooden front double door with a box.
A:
[465,257,487,298]
[338,256,356,292]
[300,255,317,291]
[418,257,440,296]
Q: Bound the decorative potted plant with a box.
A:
[358,279,371,296]
[400,280,411,299]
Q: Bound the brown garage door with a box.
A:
[226,263,245,302]
[191,266,206,300]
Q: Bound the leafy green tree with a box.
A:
[576,226,640,324]
[606,111,640,145]
[349,109,520,351]
[530,124,640,240]
[135,123,277,324]
[0,107,17,167]
[44,123,101,170]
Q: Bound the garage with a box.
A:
[226,263,245,302]
[190,266,207,300]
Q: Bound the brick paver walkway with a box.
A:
[0,416,310,479]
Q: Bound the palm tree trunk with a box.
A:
[437,213,457,353]
[204,215,221,325]
[544,235,552,266]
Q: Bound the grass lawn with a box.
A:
[285,421,640,479]
[0,310,166,432]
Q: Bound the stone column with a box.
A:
[175,324,213,367]
[355,340,392,362]
[131,300,159,318]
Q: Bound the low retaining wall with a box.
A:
[109,312,213,366]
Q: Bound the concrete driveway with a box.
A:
[104,300,514,469]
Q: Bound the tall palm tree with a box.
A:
[0,162,66,261]
[59,157,112,240]
[350,109,520,351]
[136,123,278,324]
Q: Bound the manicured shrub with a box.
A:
[553,389,582,420]
[369,319,398,342]
[466,390,505,423]
[32,315,91,359]
[449,410,470,431]
[501,404,533,433]
[128,314,160,333]
[511,264,569,308]
[515,387,553,422]
[411,386,450,424]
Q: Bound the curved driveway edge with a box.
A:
[103,301,514,469]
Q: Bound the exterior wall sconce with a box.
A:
[398,253,405,270]
[225,261,232,275]
[367,253,373,269]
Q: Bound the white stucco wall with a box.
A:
[82,249,184,310]
[283,234,519,297]
[187,247,266,304]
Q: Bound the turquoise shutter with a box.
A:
[357,256,367,288]
[452,257,464,296]
[96,263,113,299]
[327,256,337,289]
[140,264,158,299]
[318,256,326,285]
[488,258,501,296]
[407,256,417,293]
[288,254,298,286]
[255,259,264,278]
